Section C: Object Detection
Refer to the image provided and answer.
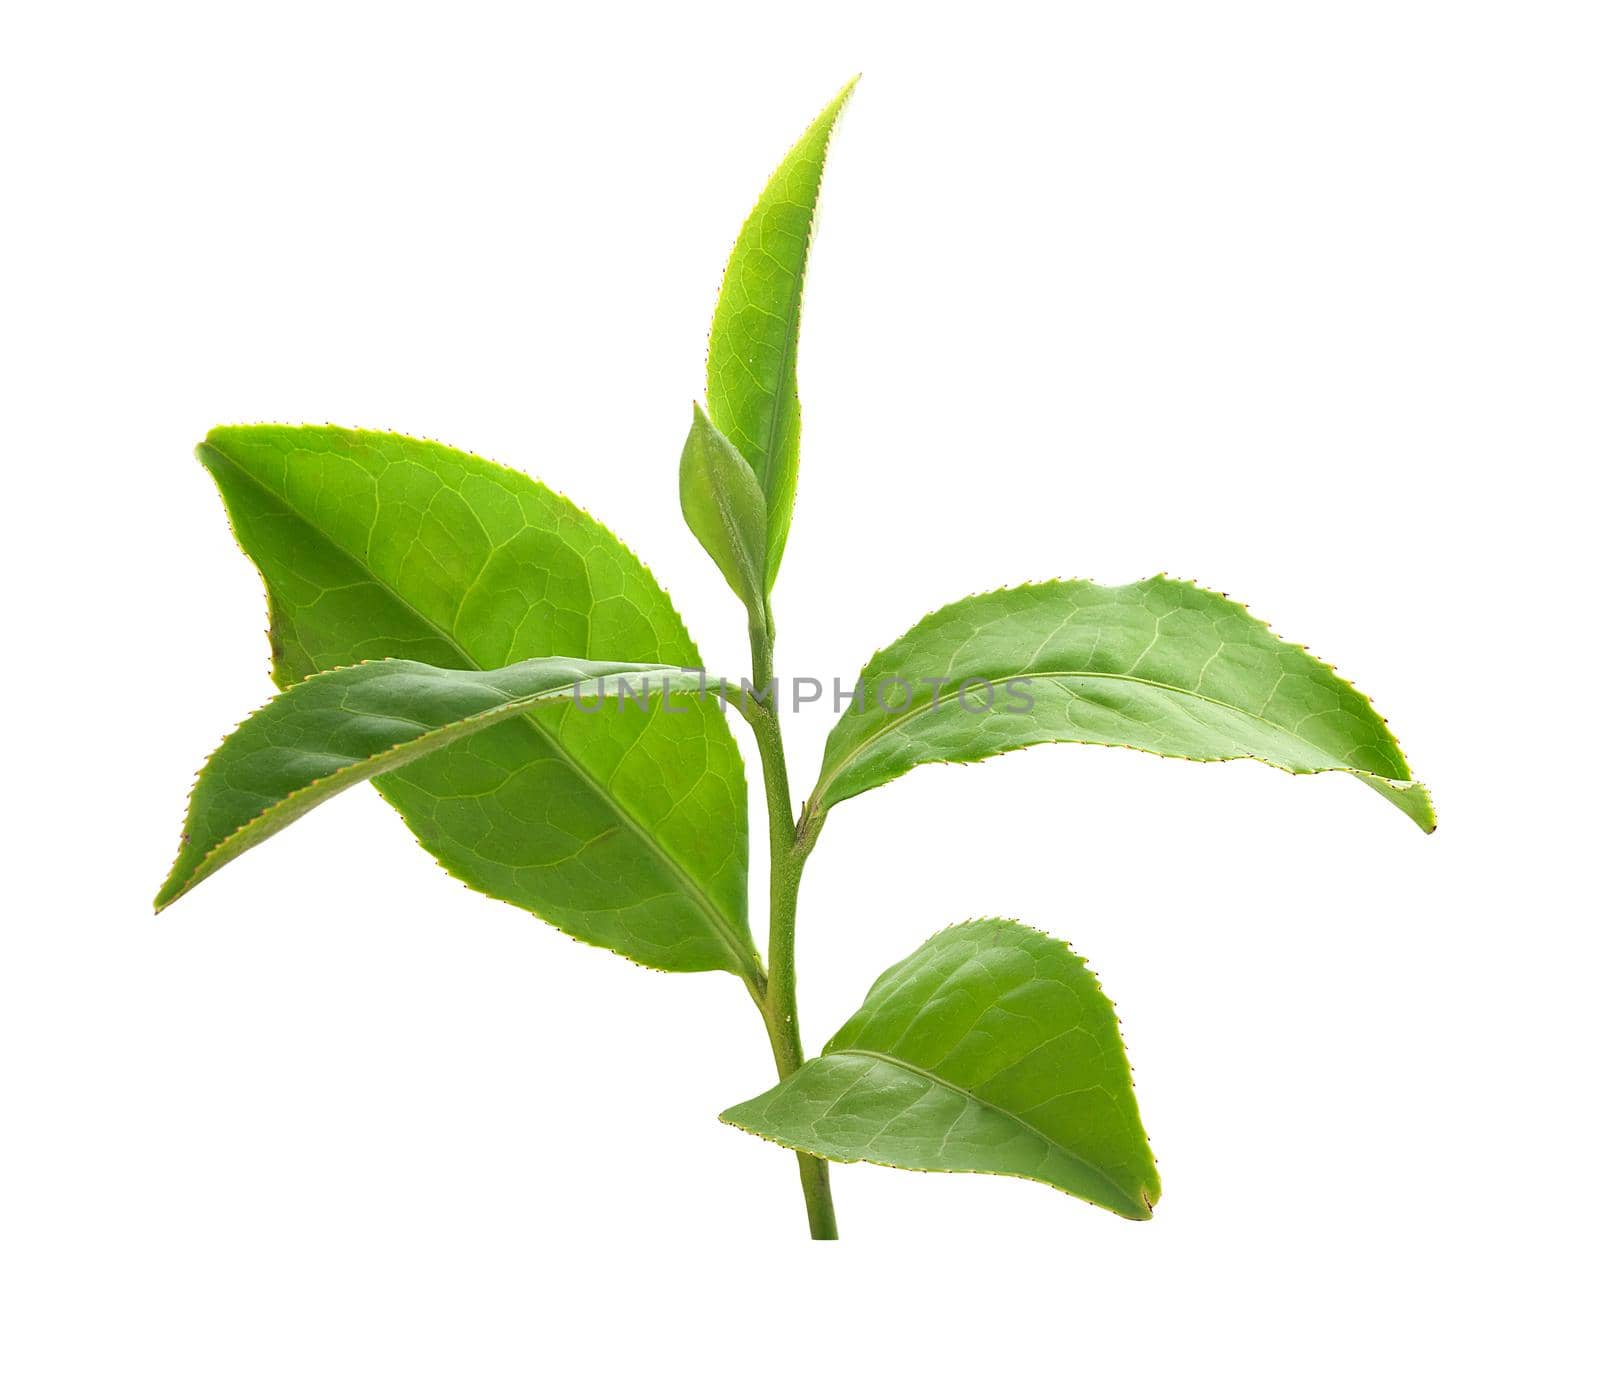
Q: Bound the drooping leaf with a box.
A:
[193,425,756,978]
[809,576,1433,833]
[678,404,767,625]
[157,657,728,914]
[722,919,1159,1219]
[706,76,856,592]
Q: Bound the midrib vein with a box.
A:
[826,1047,1141,1211]
[751,98,850,499]
[753,254,804,499]
[211,449,756,978]
[813,667,1406,808]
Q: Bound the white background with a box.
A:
[3,2,1595,1374]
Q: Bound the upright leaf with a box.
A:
[157,658,727,912]
[810,577,1434,832]
[722,919,1160,1219]
[706,77,856,591]
[678,404,768,626]
[194,425,755,978]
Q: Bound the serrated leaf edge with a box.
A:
[185,426,763,980]
[157,660,692,900]
[705,76,859,588]
[804,574,1434,834]
[719,917,1160,1220]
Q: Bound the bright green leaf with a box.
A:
[194,425,756,978]
[706,76,856,592]
[157,657,728,918]
[810,576,1434,833]
[679,403,768,625]
[722,919,1159,1219]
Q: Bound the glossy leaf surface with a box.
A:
[679,404,768,623]
[157,658,723,915]
[706,77,855,591]
[722,919,1160,1218]
[811,577,1433,832]
[195,425,754,977]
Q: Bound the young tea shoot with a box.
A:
[157,79,1431,1239]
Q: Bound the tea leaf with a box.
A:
[157,658,728,915]
[678,404,768,626]
[810,576,1433,832]
[706,77,855,591]
[194,425,755,978]
[722,919,1159,1218]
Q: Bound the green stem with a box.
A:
[743,613,838,1240]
